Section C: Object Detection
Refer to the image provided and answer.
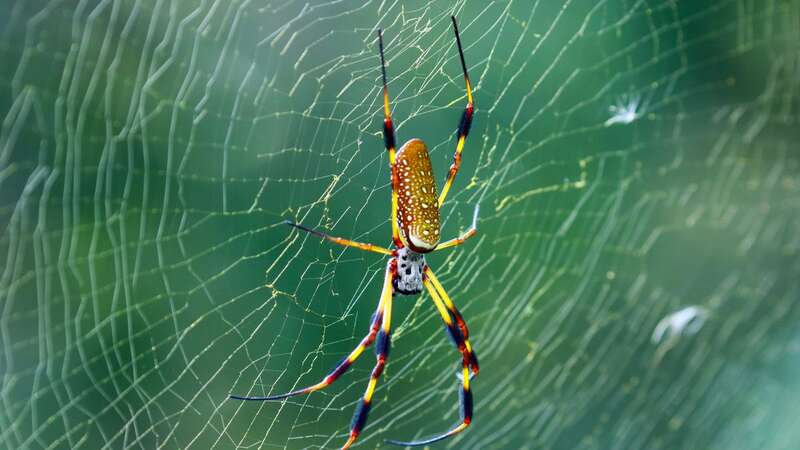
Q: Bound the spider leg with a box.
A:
[434,204,479,251]
[378,29,404,248]
[422,267,479,373]
[385,272,474,447]
[285,221,393,255]
[342,261,396,449]
[438,16,474,208]
[229,265,393,402]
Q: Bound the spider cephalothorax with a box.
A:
[393,247,425,295]
[232,16,478,450]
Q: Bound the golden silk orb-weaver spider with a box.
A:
[231,16,478,449]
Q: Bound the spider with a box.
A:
[231,16,478,449]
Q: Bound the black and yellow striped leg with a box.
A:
[385,364,472,447]
[385,273,473,447]
[342,261,395,449]
[230,267,392,403]
[438,16,474,208]
[377,29,403,248]
[423,267,479,374]
[285,221,394,256]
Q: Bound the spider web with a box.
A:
[2,1,799,449]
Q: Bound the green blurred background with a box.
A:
[1,1,799,449]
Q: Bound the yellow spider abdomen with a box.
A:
[395,138,440,253]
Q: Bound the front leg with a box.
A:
[378,29,404,248]
[437,16,474,208]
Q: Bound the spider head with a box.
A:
[393,248,425,295]
[395,139,440,253]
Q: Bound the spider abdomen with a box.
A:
[396,139,440,253]
[393,247,425,295]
